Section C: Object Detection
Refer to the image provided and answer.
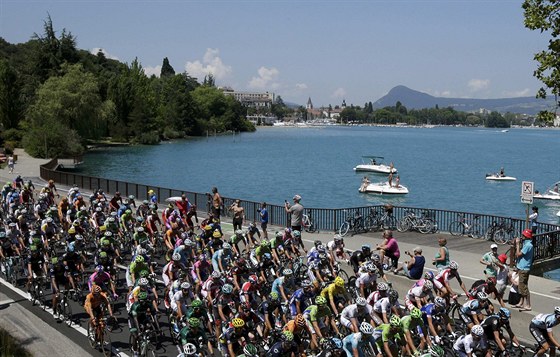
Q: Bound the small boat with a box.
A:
[353,156,397,174]
[485,174,516,181]
[501,129,509,133]
[533,181,560,201]
[557,210,560,217]
[359,181,409,195]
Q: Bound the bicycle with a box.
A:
[448,213,483,239]
[367,207,397,231]
[130,322,158,357]
[338,210,366,237]
[1,256,19,286]
[302,209,318,233]
[29,274,47,309]
[486,219,517,245]
[87,317,112,356]
[55,288,74,326]
[396,209,435,234]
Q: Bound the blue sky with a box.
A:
[0,0,548,107]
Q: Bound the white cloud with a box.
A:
[90,47,119,60]
[467,79,490,92]
[144,65,162,77]
[185,48,232,80]
[331,87,346,99]
[502,88,531,97]
[295,83,308,90]
[248,66,279,90]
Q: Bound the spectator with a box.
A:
[229,199,244,231]
[394,246,424,279]
[480,243,501,278]
[432,237,449,271]
[495,254,509,307]
[258,202,268,239]
[211,187,222,219]
[376,230,400,271]
[7,155,14,174]
[529,206,538,234]
[514,229,534,311]
[284,194,303,232]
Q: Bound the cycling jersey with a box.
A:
[355,271,376,288]
[435,268,464,286]
[84,291,109,310]
[289,288,315,316]
[372,323,403,348]
[373,297,394,314]
[342,332,376,354]
[531,313,560,332]
[320,282,345,300]
[460,299,487,315]
[400,315,424,335]
[453,334,488,355]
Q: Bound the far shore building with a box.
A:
[221,87,275,109]
[306,97,346,122]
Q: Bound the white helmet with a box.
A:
[356,297,367,307]
[471,324,484,337]
[359,322,373,335]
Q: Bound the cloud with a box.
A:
[467,79,490,92]
[331,87,346,99]
[185,48,232,80]
[295,83,308,90]
[502,88,532,97]
[144,65,161,77]
[90,48,119,60]
[248,66,280,90]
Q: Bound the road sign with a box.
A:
[521,181,534,204]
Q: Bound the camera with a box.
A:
[257,209,261,212]
[405,251,410,255]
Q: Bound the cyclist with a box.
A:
[303,295,340,351]
[88,265,118,300]
[84,285,114,328]
[401,307,430,356]
[219,317,250,357]
[372,289,400,326]
[340,297,375,333]
[211,242,233,273]
[268,330,298,357]
[321,276,349,316]
[434,260,470,301]
[421,297,454,344]
[178,317,214,356]
[342,322,376,357]
[453,324,492,357]
[529,307,560,357]
[404,279,433,310]
[327,234,350,264]
[350,245,372,275]
[459,291,493,330]
[258,291,282,339]
[316,337,344,357]
[128,291,160,356]
[271,268,296,304]
[480,307,520,356]
[25,244,47,299]
[355,263,378,298]
[372,316,405,357]
[238,343,258,357]
[283,313,314,354]
[49,256,70,319]
[289,279,316,318]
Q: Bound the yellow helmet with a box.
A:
[334,276,345,288]
[231,318,245,328]
[99,225,107,232]
[68,227,76,234]
[212,230,222,238]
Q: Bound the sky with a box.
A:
[0,0,549,107]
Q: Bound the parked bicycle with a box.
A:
[302,209,318,233]
[396,209,436,234]
[485,218,518,245]
[339,210,366,237]
[363,207,397,232]
[448,213,483,239]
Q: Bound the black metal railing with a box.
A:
[41,158,560,262]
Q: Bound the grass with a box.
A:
[0,327,33,357]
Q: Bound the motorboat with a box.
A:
[557,210,560,217]
[533,181,560,201]
[353,156,397,174]
[359,181,409,195]
[485,173,516,181]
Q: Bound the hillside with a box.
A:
[373,85,555,115]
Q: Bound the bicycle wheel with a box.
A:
[87,322,96,348]
[62,298,73,326]
[469,224,483,239]
[307,220,317,233]
[493,229,507,245]
[337,269,350,284]
[364,215,374,232]
[383,216,397,230]
[302,215,310,232]
[396,218,409,232]
[339,222,350,237]
[448,221,464,236]
[484,228,495,242]
[352,219,364,235]
[101,328,112,357]
[418,219,434,234]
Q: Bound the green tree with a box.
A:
[523,0,560,123]
[0,59,22,129]
[160,57,175,77]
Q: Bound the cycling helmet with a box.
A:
[107,217,115,223]
[471,324,484,337]
[449,261,458,270]
[356,297,367,307]
[138,291,148,300]
[221,284,233,294]
[293,230,301,238]
[316,296,327,305]
[137,226,144,233]
[188,317,200,328]
[332,337,343,349]
[138,278,149,287]
[283,268,293,276]
[95,265,104,273]
[295,314,305,327]
[498,307,511,320]
[139,270,150,278]
[67,243,75,253]
[212,230,222,238]
[181,282,191,290]
[75,234,83,241]
[67,227,76,235]
[487,277,497,285]
[423,280,433,291]
[104,231,112,237]
[260,239,270,247]
[199,254,207,261]
[389,315,401,328]
[522,229,533,239]
[99,251,108,259]
[248,274,258,284]
[377,282,389,291]
[555,306,560,315]
[424,271,435,280]
[476,291,489,301]
[334,276,345,288]
[222,242,232,250]
[231,318,245,328]
[428,345,445,357]
[125,209,132,215]
[211,271,221,279]
[184,239,194,247]
[314,240,322,248]
[434,297,446,308]
[388,289,399,303]
[319,338,331,350]
[275,231,283,239]
[51,257,59,264]
[242,344,258,357]
[283,330,294,342]
[333,234,342,242]
[301,280,312,288]
[410,307,422,319]
[284,228,291,234]
[359,322,373,335]
[361,244,371,253]
[0,232,6,239]
[191,299,203,308]
[135,255,145,263]
[92,285,102,294]
[183,343,197,356]
[172,253,181,261]
[235,229,244,236]
[270,292,280,301]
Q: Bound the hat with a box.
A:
[293,194,301,201]
[413,246,422,254]
[498,254,507,264]
[490,244,498,249]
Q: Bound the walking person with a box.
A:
[258,202,268,239]
[432,237,450,271]
[529,206,538,234]
[7,155,14,174]
[284,194,303,232]
[514,229,534,311]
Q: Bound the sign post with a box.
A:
[521,181,534,227]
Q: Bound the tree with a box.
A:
[0,59,22,129]
[160,57,175,77]
[523,0,560,123]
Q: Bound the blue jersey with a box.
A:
[532,313,560,331]
[289,288,314,316]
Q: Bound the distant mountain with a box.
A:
[372,85,555,115]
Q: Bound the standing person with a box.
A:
[7,155,14,174]
[387,171,393,188]
[394,246,424,279]
[394,175,400,188]
[480,244,501,278]
[211,187,222,219]
[258,202,268,239]
[284,194,304,232]
[514,229,534,311]
[432,237,450,271]
[376,230,400,271]
[495,254,509,308]
[529,206,539,234]
[229,199,244,231]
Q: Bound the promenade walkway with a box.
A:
[0,148,558,352]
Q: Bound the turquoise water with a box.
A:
[78,126,560,223]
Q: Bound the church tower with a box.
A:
[306,97,313,110]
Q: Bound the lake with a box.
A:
[77,126,560,224]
